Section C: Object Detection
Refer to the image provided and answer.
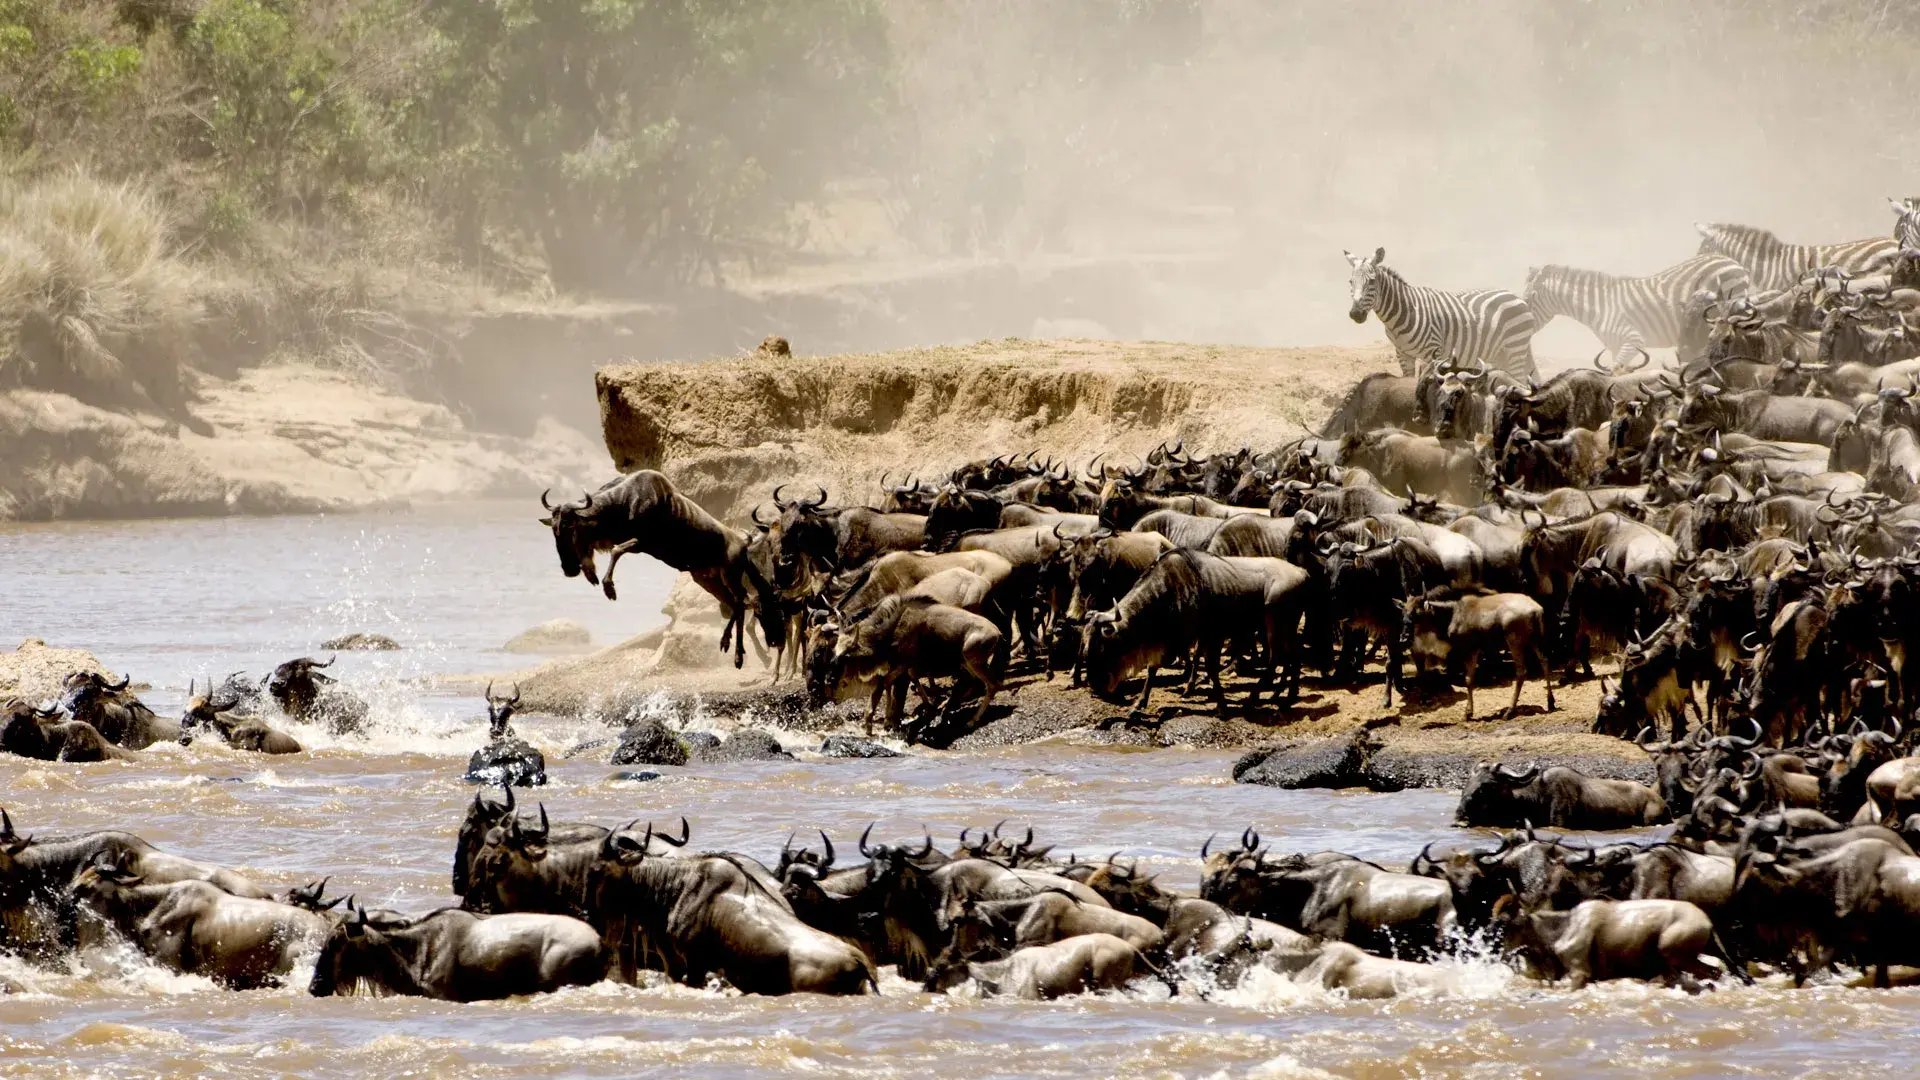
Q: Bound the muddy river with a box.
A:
[0,504,1906,1078]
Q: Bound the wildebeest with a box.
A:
[1401,588,1556,720]
[1201,839,1456,958]
[0,809,267,958]
[1081,550,1308,714]
[1499,898,1717,989]
[266,656,369,736]
[926,929,1150,999]
[463,683,545,788]
[72,853,331,989]
[1455,762,1667,830]
[309,903,605,1001]
[832,593,1005,744]
[178,679,301,754]
[539,472,786,668]
[587,828,874,994]
[1,698,128,762]
[60,672,177,749]
[760,485,927,583]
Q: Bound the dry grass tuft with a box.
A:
[0,170,200,404]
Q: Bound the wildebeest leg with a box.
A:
[1538,641,1556,713]
[1463,655,1480,721]
[600,540,642,600]
[1133,665,1156,717]
[1382,632,1402,710]
[886,678,909,739]
[1202,638,1229,712]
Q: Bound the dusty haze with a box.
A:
[769,1,1920,363]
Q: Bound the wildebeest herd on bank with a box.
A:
[12,204,1920,1003]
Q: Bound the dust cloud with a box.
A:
[814,1,1920,362]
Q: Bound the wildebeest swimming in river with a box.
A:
[539,471,787,668]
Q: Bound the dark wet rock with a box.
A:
[321,632,400,651]
[680,731,722,753]
[692,728,793,764]
[465,738,546,787]
[818,734,902,759]
[611,769,662,783]
[1366,749,1654,792]
[1233,730,1402,792]
[609,718,688,767]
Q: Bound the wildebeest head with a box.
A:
[484,682,522,740]
[178,677,245,745]
[267,655,335,717]
[1456,762,1541,825]
[538,488,599,581]
[61,670,131,715]
[284,877,347,913]
[453,783,515,896]
[924,485,1001,551]
[766,484,832,585]
[1344,246,1387,324]
[308,900,391,997]
[0,807,33,902]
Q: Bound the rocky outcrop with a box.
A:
[0,639,111,704]
[608,719,689,767]
[691,728,793,764]
[595,339,1393,521]
[322,633,401,651]
[503,620,593,655]
[1233,730,1402,791]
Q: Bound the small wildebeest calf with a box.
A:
[1401,587,1556,720]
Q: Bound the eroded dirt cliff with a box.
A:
[595,338,1396,519]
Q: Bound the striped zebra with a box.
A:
[1523,255,1750,366]
[1344,247,1537,380]
[1694,222,1896,293]
[1893,197,1920,249]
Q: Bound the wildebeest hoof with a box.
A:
[602,581,619,601]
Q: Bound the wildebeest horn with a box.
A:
[804,485,828,509]
[1593,348,1614,373]
[1200,833,1214,859]
[750,504,771,526]
[0,808,14,841]
[1494,762,1540,783]
[1413,841,1439,873]
[1730,717,1761,749]
[912,832,934,858]
[500,781,515,814]
[659,816,691,847]
[540,488,556,510]
[1241,826,1259,851]
[818,830,835,869]
[772,483,793,509]
[858,822,876,857]
[536,803,549,836]
[106,673,130,691]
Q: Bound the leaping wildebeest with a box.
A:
[539,471,787,668]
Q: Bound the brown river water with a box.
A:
[0,503,1909,1078]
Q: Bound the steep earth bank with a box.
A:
[596,338,1394,521]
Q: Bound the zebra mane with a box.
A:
[1528,264,1626,290]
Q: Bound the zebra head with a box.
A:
[1891,197,1920,249]
[1693,222,1746,261]
[1344,246,1386,323]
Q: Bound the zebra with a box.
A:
[1694,222,1897,293]
[1523,255,1750,367]
[1344,247,1537,380]
[1892,197,1920,250]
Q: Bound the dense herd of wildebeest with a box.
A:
[11,205,1920,1002]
